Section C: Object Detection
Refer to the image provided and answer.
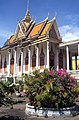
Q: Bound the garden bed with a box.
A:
[25,103,79,117]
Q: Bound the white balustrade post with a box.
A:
[66,46,69,71]
[14,48,17,76]
[28,47,31,72]
[14,48,17,84]
[56,48,59,70]
[21,48,23,74]
[36,44,39,69]
[47,41,49,69]
[8,49,11,76]
[78,43,79,56]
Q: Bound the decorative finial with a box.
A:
[48,12,49,18]
[55,11,57,18]
[45,17,48,21]
[27,0,30,11]
[23,0,31,22]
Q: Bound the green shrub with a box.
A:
[24,69,79,108]
[0,80,15,106]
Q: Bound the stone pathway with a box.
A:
[0,97,79,120]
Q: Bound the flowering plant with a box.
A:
[24,69,79,108]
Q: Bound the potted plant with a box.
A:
[24,69,79,117]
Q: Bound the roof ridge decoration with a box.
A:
[38,17,48,36]
[24,20,34,33]
[17,21,25,37]
[47,16,56,24]
[52,17,62,41]
[19,21,26,33]
[34,18,48,26]
[44,17,55,38]
[4,35,14,46]
[46,16,62,41]
[25,21,36,38]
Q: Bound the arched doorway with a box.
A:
[49,46,54,69]
[19,54,21,72]
[10,53,14,75]
[32,48,36,70]
[40,45,44,69]
[4,57,7,73]
[25,52,28,71]
[0,56,2,73]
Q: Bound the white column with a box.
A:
[2,56,4,75]
[56,48,59,70]
[14,48,17,76]
[28,47,31,72]
[78,43,79,56]
[47,41,49,68]
[63,50,66,69]
[66,46,69,71]
[8,49,11,76]
[0,53,1,62]
[14,48,17,84]
[75,55,77,70]
[0,54,1,73]
[36,44,39,69]
[2,55,4,75]
[21,48,23,74]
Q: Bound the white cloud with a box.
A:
[59,24,79,42]
[59,14,79,42]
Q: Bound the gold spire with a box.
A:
[23,0,31,23]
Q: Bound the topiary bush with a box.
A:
[24,69,79,108]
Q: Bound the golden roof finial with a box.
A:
[27,0,29,11]
[48,12,49,18]
[23,0,31,22]
[54,11,57,18]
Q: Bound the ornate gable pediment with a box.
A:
[15,22,25,39]
[47,17,62,41]
[49,24,58,39]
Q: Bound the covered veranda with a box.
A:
[59,39,79,72]
[59,40,79,82]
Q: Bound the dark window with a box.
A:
[10,54,14,65]
[19,54,21,66]
[32,50,36,67]
[25,53,28,65]
[40,47,44,67]
[4,58,7,68]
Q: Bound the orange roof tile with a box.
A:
[4,35,15,46]
[9,35,15,43]
[28,22,44,37]
[41,22,51,36]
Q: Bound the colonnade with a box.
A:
[0,41,60,77]
[66,43,79,71]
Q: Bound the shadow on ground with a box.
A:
[0,115,23,120]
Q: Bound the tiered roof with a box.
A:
[3,10,62,48]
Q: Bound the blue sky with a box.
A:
[0,0,79,47]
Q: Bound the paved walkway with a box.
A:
[0,97,79,120]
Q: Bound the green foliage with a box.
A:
[0,80,15,107]
[24,69,79,108]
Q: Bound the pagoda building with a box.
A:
[0,9,63,79]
